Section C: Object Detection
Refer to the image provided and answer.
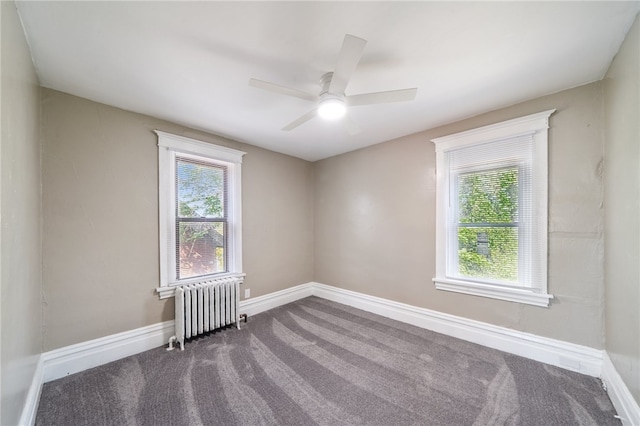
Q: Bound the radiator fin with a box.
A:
[172,275,244,350]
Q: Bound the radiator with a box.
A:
[168,275,244,350]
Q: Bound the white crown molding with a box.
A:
[602,352,640,426]
[22,282,635,425]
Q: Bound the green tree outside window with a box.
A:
[457,167,519,282]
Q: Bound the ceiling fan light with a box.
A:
[318,98,346,120]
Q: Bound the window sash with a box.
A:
[175,218,228,280]
[448,161,528,287]
[175,156,228,220]
[174,156,229,280]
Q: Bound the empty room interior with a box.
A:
[2,1,640,425]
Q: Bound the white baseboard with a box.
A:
[311,282,603,377]
[239,282,314,317]
[29,281,637,426]
[19,355,44,426]
[602,352,640,426]
[39,283,314,385]
[42,321,174,383]
[38,283,312,387]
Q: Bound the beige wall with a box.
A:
[315,81,606,348]
[3,2,637,419]
[41,89,314,351]
[604,14,640,404]
[0,1,43,424]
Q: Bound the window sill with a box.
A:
[433,277,553,307]
[156,272,245,299]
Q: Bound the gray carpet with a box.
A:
[36,297,619,425]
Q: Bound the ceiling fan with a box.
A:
[249,34,418,133]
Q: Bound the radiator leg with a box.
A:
[167,336,177,351]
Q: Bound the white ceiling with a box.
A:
[16,1,639,162]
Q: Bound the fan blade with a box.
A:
[346,88,417,107]
[343,115,362,136]
[249,78,317,103]
[282,109,317,131]
[329,34,367,95]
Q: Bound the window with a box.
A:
[431,110,555,307]
[156,131,245,299]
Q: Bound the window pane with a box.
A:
[177,222,225,279]
[177,158,225,218]
[457,167,519,283]
[458,227,518,282]
[458,167,518,224]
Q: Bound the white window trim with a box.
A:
[155,130,246,299]
[431,110,555,307]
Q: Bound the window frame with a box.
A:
[156,130,245,299]
[431,110,555,307]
